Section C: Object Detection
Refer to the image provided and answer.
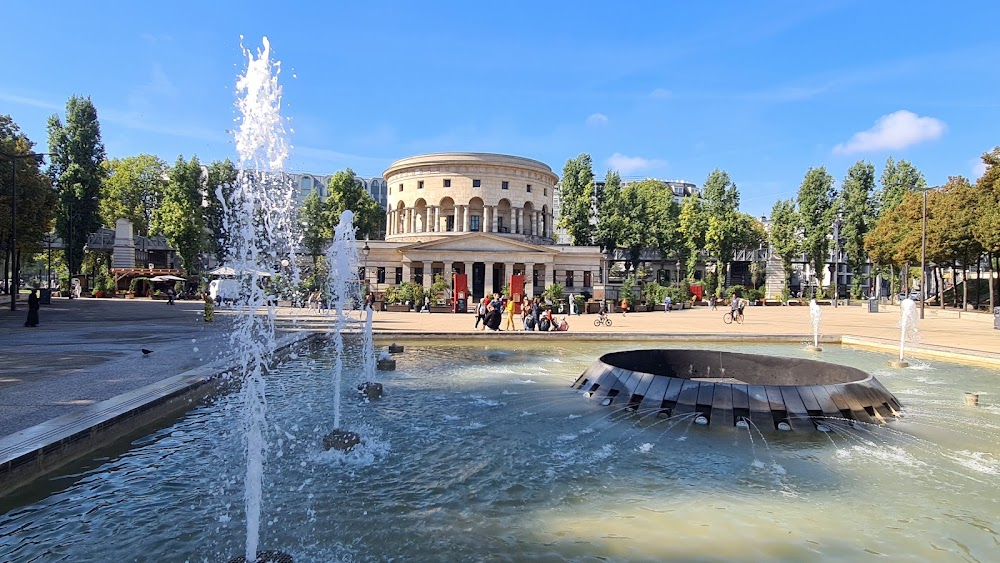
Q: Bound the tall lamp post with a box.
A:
[2,151,51,311]
[361,239,371,295]
[917,186,934,320]
[832,214,842,309]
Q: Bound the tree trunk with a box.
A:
[990,253,996,313]
[961,264,968,310]
[975,261,982,310]
[937,267,945,309]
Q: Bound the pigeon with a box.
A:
[141,349,154,356]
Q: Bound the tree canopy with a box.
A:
[99,154,167,234]
[152,155,205,272]
[558,154,595,245]
[796,166,837,294]
[47,96,106,274]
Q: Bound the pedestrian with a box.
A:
[203,291,215,322]
[504,298,516,331]
[621,297,629,316]
[167,287,175,305]
[664,295,672,313]
[474,297,487,330]
[24,288,40,327]
[709,295,718,310]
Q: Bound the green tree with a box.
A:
[202,159,239,263]
[678,193,707,281]
[796,166,837,296]
[324,168,382,239]
[99,154,167,233]
[299,189,328,265]
[701,169,743,294]
[595,169,622,253]
[840,161,877,298]
[2,115,57,290]
[47,96,106,274]
[558,154,595,245]
[768,199,799,297]
[876,156,926,218]
[153,156,205,272]
[971,148,1000,310]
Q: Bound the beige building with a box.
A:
[361,152,603,303]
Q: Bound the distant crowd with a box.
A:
[474,294,569,332]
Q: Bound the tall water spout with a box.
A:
[806,299,822,351]
[324,211,360,429]
[892,298,919,367]
[227,35,295,561]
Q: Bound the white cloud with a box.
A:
[972,159,988,179]
[585,113,608,127]
[607,153,667,175]
[833,110,946,155]
[649,88,672,99]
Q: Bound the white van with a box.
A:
[209,279,240,304]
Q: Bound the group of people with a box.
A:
[473,294,569,332]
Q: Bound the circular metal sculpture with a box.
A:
[573,349,902,431]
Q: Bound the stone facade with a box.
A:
[383,153,558,246]
[361,153,603,303]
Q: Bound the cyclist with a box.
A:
[730,295,745,321]
[598,301,609,321]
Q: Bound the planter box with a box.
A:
[386,304,410,312]
[429,305,452,313]
[124,293,136,300]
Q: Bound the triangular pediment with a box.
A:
[397,233,559,255]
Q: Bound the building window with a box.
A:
[443,179,451,188]
[565,270,575,287]
[473,179,481,188]
[501,181,509,190]
[470,215,481,232]
[446,216,455,232]
[418,180,424,189]
[526,184,532,193]
[377,267,386,284]
[399,183,403,192]
[583,271,592,287]
[498,217,506,233]
[415,267,424,285]
[432,267,443,279]
[395,267,403,284]
[543,188,547,196]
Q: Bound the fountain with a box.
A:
[225,35,297,562]
[573,349,902,431]
[889,298,919,368]
[321,211,364,452]
[2,341,998,561]
[805,299,823,351]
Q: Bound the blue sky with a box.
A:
[5,1,999,218]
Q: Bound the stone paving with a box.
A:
[1,295,998,442]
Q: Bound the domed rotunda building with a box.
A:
[362,153,603,305]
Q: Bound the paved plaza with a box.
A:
[1,295,998,442]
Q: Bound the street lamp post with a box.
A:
[2,151,51,311]
[919,187,931,320]
[675,260,681,287]
[362,239,371,295]
[832,215,842,309]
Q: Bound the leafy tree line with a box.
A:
[19,96,381,283]
[558,154,765,298]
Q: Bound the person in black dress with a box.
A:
[25,288,40,327]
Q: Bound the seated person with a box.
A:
[485,304,503,331]
[538,315,551,332]
[556,316,569,331]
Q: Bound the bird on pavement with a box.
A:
[141,349,154,356]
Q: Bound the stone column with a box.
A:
[534,212,540,239]
[423,261,432,289]
[454,206,462,232]
[402,262,411,285]
[431,206,438,232]
[545,261,555,288]
[463,205,471,232]
[491,207,499,233]
[386,211,392,235]
[503,262,514,289]
[524,262,535,297]
[485,261,496,296]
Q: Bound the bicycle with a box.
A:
[594,314,613,327]
[723,308,744,324]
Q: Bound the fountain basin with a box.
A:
[573,349,902,431]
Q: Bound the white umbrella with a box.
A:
[208,266,271,277]
[151,274,187,282]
